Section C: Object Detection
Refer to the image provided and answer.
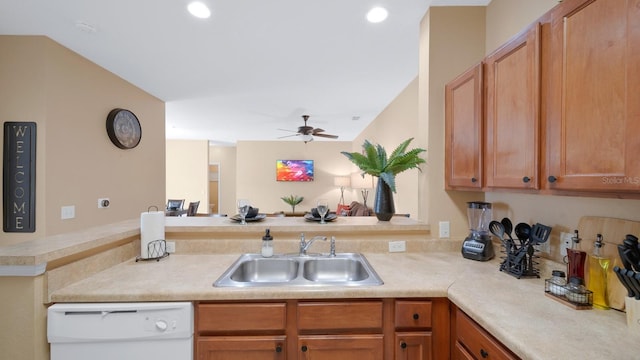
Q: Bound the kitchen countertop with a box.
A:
[51,251,640,360]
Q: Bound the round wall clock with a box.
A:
[106,108,142,149]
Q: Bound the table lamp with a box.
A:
[334,176,351,215]
[351,173,374,208]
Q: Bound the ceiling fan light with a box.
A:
[301,134,314,142]
[367,7,388,23]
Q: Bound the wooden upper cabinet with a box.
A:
[545,0,640,192]
[445,63,484,190]
[484,22,541,190]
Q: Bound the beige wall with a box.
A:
[235,140,356,215]
[353,78,421,219]
[485,0,560,54]
[421,7,488,240]
[1,35,166,245]
[166,139,209,214]
[0,35,166,360]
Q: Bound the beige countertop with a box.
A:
[51,251,640,360]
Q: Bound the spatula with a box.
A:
[529,223,551,244]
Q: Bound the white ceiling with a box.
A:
[0,0,490,145]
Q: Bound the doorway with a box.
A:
[208,164,220,215]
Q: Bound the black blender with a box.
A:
[461,201,495,261]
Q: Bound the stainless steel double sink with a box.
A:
[214,253,384,287]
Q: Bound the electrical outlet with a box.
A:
[98,198,110,208]
[166,241,176,253]
[61,205,75,219]
[560,232,573,257]
[538,239,551,254]
[439,221,450,238]
[389,240,406,253]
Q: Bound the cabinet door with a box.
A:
[445,63,484,190]
[197,336,286,360]
[546,0,640,192]
[298,335,384,360]
[455,309,518,360]
[484,23,541,190]
[395,332,433,360]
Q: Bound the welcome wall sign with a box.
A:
[3,122,36,232]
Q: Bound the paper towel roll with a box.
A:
[140,211,165,259]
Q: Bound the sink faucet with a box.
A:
[299,233,327,255]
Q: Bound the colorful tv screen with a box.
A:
[276,160,314,182]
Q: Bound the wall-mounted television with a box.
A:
[276,160,314,182]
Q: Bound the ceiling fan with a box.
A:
[278,115,339,143]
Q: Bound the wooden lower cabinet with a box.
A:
[197,336,286,360]
[195,298,450,360]
[299,334,384,360]
[395,332,432,360]
[452,306,518,360]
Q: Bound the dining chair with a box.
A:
[187,201,200,216]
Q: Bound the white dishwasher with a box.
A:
[47,302,193,360]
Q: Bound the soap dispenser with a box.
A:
[587,234,610,309]
[261,229,274,257]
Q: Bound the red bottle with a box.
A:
[566,230,586,280]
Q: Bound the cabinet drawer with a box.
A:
[198,302,287,332]
[395,300,432,328]
[456,309,517,360]
[298,301,383,331]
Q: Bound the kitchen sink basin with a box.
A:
[302,258,369,282]
[214,253,383,287]
[229,258,299,283]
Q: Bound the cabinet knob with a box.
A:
[413,313,420,320]
[522,176,531,183]
[301,345,308,352]
[480,349,489,358]
[471,177,478,183]
[400,341,407,349]
[548,175,557,183]
[276,345,282,353]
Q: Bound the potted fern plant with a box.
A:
[341,138,426,221]
[281,194,304,214]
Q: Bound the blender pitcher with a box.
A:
[461,202,495,261]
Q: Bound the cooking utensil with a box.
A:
[501,217,514,240]
[613,266,636,298]
[529,223,552,244]
[489,220,511,252]
[489,220,505,239]
[514,222,530,248]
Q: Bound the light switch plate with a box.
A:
[439,221,450,238]
[61,205,75,219]
[166,241,176,253]
[389,240,406,252]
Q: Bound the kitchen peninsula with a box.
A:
[2,217,639,359]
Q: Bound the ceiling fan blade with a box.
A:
[313,133,339,139]
[277,128,298,133]
[277,133,300,139]
[311,128,326,134]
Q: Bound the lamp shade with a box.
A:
[351,173,374,189]
[334,176,351,188]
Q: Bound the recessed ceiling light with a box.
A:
[188,2,211,19]
[366,7,388,23]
